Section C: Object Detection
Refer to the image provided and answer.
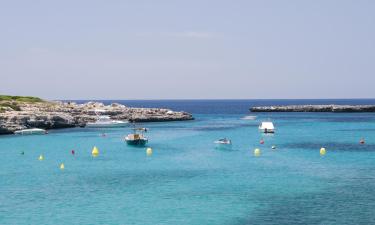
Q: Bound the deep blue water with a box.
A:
[2,99,375,225]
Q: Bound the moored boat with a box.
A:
[214,138,232,145]
[14,128,47,135]
[259,122,275,133]
[124,126,148,146]
[241,115,257,120]
[86,115,128,128]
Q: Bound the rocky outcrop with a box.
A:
[250,105,375,113]
[0,101,193,134]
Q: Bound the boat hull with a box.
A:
[14,128,46,135]
[125,139,148,146]
[259,129,275,133]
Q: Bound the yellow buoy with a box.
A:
[60,163,65,170]
[92,146,99,157]
[320,147,326,156]
[254,148,261,157]
[146,147,153,156]
[38,155,44,161]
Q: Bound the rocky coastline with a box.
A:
[0,101,193,135]
[250,105,375,113]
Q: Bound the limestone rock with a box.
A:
[0,101,194,134]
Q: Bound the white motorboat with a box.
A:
[259,122,275,133]
[86,115,128,128]
[214,138,232,145]
[14,128,47,135]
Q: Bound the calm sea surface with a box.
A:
[1,99,375,225]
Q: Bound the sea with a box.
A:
[1,99,375,225]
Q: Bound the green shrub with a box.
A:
[0,102,21,111]
[0,95,43,102]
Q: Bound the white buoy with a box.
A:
[272,145,276,150]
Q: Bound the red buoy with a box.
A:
[260,139,265,144]
[71,150,75,155]
[360,138,365,144]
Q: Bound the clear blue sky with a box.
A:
[0,0,374,100]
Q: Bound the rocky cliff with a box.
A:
[0,101,193,134]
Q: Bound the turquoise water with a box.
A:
[2,100,375,224]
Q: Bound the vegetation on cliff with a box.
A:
[0,95,43,102]
[0,95,44,112]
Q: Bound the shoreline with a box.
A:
[0,100,194,135]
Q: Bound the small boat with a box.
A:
[259,122,275,133]
[14,128,47,135]
[241,115,257,120]
[86,115,128,128]
[124,126,148,146]
[214,138,232,145]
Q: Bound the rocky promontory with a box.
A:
[250,105,375,113]
[0,97,193,135]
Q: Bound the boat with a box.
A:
[214,138,232,145]
[124,126,148,146]
[259,122,275,133]
[241,115,257,120]
[14,128,47,135]
[86,115,128,128]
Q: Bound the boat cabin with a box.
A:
[259,122,275,133]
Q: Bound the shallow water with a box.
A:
[1,100,375,224]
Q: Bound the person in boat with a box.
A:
[217,138,231,144]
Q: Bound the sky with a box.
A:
[0,0,374,100]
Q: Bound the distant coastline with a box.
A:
[251,105,375,113]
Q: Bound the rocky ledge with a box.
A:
[250,105,375,113]
[0,101,193,135]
